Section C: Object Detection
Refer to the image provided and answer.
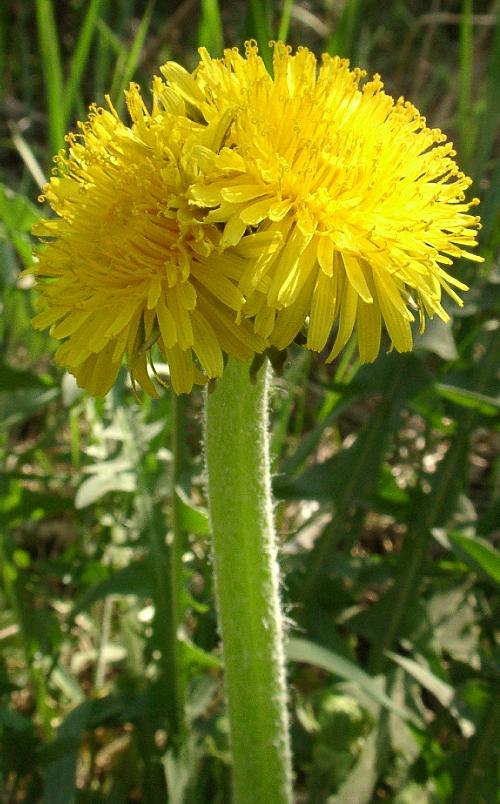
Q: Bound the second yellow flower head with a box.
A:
[32,42,482,396]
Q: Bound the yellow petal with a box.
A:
[373,273,413,352]
[327,277,358,362]
[316,236,335,277]
[356,297,382,362]
[192,310,224,377]
[308,269,338,351]
[160,62,206,107]
[342,254,373,303]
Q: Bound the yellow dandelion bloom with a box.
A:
[32,82,264,396]
[162,41,483,363]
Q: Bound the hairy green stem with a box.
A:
[205,358,292,804]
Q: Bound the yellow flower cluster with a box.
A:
[32,42,482,396]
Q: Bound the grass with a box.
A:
[1,1,499,801]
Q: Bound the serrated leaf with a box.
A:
[75,471,136,508]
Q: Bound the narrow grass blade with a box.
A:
[327,0,364,60]
[198,0,224,56]
[244,0,274,70]
[277,0,294,43]
[36,0,66,153]
[93,0,116,99]
[63,0,103,126]
[110,0,154,113]
[0,4,6,87]
[458,0,474,166]
[472,8,500,179]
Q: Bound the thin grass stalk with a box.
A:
[205,358,292,804]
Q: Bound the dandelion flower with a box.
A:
[163,41,483,363]
[32,82,264,396]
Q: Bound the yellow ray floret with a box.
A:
[32,84,264,396]
[162,41,483,363]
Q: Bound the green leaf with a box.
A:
[287,638,419,725]
[414,316,458,360]
[175,487,210,535]
[447,531,500,585]
[41,693,151,802]
[0,706,33,732]
[275,355,432,502]
[75,471,136,508]
[163,737,199,804]
[0,184,40,233]
[436,383,500,417]
[425,585,480,664]
[0,388,59,428]
[329,725,379,804]
[182,640,222,670]
[386,652,474,737]
[0,479,70,524]
[70,561,154,620]
[0,184,40,268]
[0,363,49,391]
[42,701,94,804]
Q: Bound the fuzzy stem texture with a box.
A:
[205,358,292,804]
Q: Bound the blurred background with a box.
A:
[1,1,499,801]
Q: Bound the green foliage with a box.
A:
[1,1,498,801]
